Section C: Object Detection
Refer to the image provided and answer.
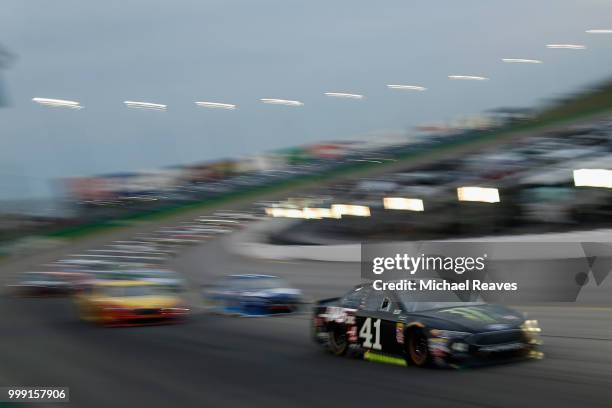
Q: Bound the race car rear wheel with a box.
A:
[328,325,348,356]
[407,330,430,367]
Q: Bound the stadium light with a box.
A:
[32,97,83,109]
[124,101,167,111]
[457,187,500,203]
[586,29,612,34]
[260,98,304,107]
[265,208,305,219]
[324,92,365,100]
[302,208,342,219]
[386,85,427,91]
[331,204,371,217]
[448,75,489,81]
[265,207,341,219]
[195,101,237,110]
[501,58,543,64]
[573,169,612,188]
[546,44,586,49]
[383,197,424,211]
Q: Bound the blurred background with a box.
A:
[1,1,612,407]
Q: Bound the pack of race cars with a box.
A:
[9,261,306,323]
[5,205,542,368]
[5,210,268,326]
[7,260,542,368]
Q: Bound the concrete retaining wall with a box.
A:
[227,219,612,262]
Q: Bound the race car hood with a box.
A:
[418,304,524,332]
[242,288,302,299]
[92,295,184,309]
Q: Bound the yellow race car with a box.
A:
[75,280,190,326]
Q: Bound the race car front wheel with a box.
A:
[407,330,430,367]
[328,325,348,356]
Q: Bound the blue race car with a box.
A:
[204,274,304,316]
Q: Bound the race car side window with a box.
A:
[342,286,369,309]
[380,297,391,312]
[364,290,386,312]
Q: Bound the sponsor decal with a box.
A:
[486,324,510,330]
[395,323,405,344]
[363,351,407,367]
[430,345,449,357]
[429,338,450,356]
[347,325,358,343]
[479,343,524,352]
[320,307,348,323]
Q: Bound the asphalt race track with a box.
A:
[1,238,612,408]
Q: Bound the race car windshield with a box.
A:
[103,285,161,297]
[409,301,485,312]
[230,277,284,290]
[396,286,484,312]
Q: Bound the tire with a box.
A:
[328,325,349,356]
[407,329,431,367]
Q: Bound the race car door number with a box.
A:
[359,318,382,350]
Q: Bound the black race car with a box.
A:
[312,283,542,368]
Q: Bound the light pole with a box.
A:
[0,44,16,107]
